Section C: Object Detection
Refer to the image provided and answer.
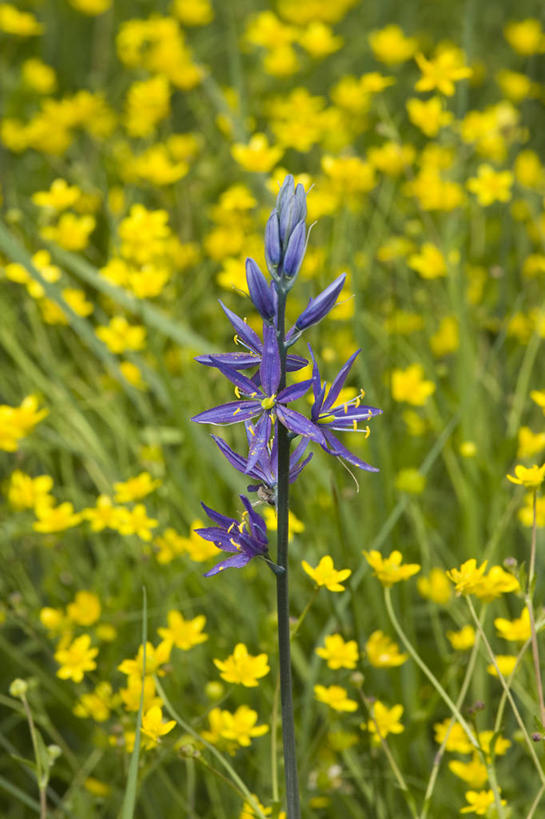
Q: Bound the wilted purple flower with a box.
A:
[295,273,347,331]
[195,495,269,576]
[211,431,312,496]
[192,325,325,472]
[308,346,382,471]
[196,302,306,373]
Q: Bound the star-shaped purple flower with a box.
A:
[194,495,269,576]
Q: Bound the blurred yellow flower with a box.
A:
[504,19,545,55]
[0,395,48,452]
[391,364,435,406]
[467,165,513,206]
[460,789,506,815]
[315,684,358,712]
[363,549,420,586]
[408,243,447,279]
[449,754,488,788]
[365,630,407,667]
[395,468,426,494]
[434,719,472,754]
[95,317,147,354]
[55,634,98,682]
[67,591,101,626]
[487,655,518,677]
[158,611,208,651]
[446,625,476,651]
[406,96,453,137]
[417,568,452,604]
[517,427,545,459]
[414,48,472,96]
[506,463,545,488]
[8,471,53,509]
[141,705,176,749]
[33,502,82,533]
[495,607,531,642]
[41,213,95,251]
[368,24,417,65]
[0,3,43,35]
[68,0,112,15]
[231,133,283,173]
[22,58,56,94]
[214,643,270,687]
[316,634,359,669]
[301,555,351,591]
[114,472,161,503]
[364,701,404,744]
[447,559,488,596]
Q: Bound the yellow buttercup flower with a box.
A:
[214,643,270,687]
[140,705,176,749]
[448,754,488,788]
[507,463,545,488]
[0,395,48,452]
[316,634,359,669]
[55,634,98,683]
[406,96,453,137]
[460,789,506,815]
[157,611,208,651]
[434,719,473,754]
[363,549,420,587]
[114,472,161,503]
[504,19,545,55]
[467,165,513,206]
[486,655,518,678]
[7,471,53,510]
[66,591,101,626]
[314,684,358,712]
[33,179,80,211]
[391,364,435,406]
[365,630,407,667]
[368,24,417,65]
[414,48,472,96]
[301,555,351,591]
[446,559,488,596]
[364,701,404,744]
[231,133,283,173]
[417,568,452,604]
[494,607,531,642]
[408,243,447,279]
[40,213,95,251]
[446,625,476,651]
[33,502,82,533]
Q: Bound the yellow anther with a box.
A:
[261,395,276,410]
[234,334,240,345]
[227,522,235,533]
[249,426,256,437]
[363,425,370,438]
[234,386,242,399]
[352,419,358,431]
[230,537,240,550]
[344,403,348,414]
[233,407,241,416]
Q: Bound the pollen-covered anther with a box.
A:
[234,386,242,399]
[352,420,358,431]
[261,395,276,410]
[363,425,370,438]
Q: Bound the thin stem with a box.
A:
[465,596,545,785]
[21,693,47,819]
[527,783,545,819]
[275,291,300,819]
[526,489,545,727]
[420,619,483,818]
[357,688,418,818]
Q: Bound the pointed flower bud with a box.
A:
[282,220,306,278]
[265,211,281,270]
[246,258,276,320]
[295,273,347,330]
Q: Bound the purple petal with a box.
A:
[196,352,261,369]
[282,220,306,278]
[246,258,276,320]
[245,412,272,474]
[295,273,346,330]
[326,405,383,429]
[278,378,313,404]
[204,552,252,577]
[323,350,360,412]
[200,503,236,527]
[219,301,261,353]
[192,401,261,425]
[322,430,379,472]
[308,345,327,417]
[286,353,308,372]
[207,357,262,396]
[240,495,268,543]
[211,434,249,473]
[289,452,313,482]
[265,211,281,268]
[259,323,281,396]
[276,406,327,445]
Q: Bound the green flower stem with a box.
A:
[383,587,505,817]
[357,687,418,819]
[420,617,483,818]
[527,783,545,819]
[526,489,545,728]
[20,691,47,819]
[465,596,545,786]
[154,677,268,819]
[275,290,301,819]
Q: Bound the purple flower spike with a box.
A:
[295,274,347,331]
[195,495,269,576]
[211,432,312,493]
[246,258,276,320]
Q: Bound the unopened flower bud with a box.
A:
[282,220,306,278]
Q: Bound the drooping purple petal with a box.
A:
[192,401,261,425]
[323,350,361,411]
[286,353,308,372]
[259,323,281,396]
[211,434,248,473]
[322,429,379,472]
[204,552,252,577]
[295,274,346,330]
[219,301,261,352]
[276,406,327,445]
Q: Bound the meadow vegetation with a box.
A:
[1,0,545,816]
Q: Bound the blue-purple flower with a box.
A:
[308,346,383,471]
[195,496,269,576]
[192,324,326,471]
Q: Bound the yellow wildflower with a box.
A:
[298,22,342,58]
[504,19,545,55]
[460,790,506,815]
[417,568,452,604]
[140,705,176,749]
[118,641,171,678]
[391,364,435,406]
[33,502,82,533]
[414,48,472,96]
[368,24,417,65]
[40,213,95,251]
[364,550,420,586]
[446,559,488,596]
[67,591,101,626]
[157,611,208,651]
[395,468,426,494]
[449,754,488,788]
[321,155,376,196]
[7,471,53,509]
[0,395,48,452]
[120,674,161,713]
[262,507,304,538]
[114,472,161,503]
[82,495,124,532]
[32,179,80,210]
[301,555,351,592]
[507,463,545,488]
[0,4,43,35]
[467,165,513,206]
[431,316,459,357]
[68,0,112,14]
[478,731,511,757]
[517,427,545,458]
[494,607,531,642]
[364,701,404,744]
[214,643,270,687]
[406,96,453,137]
[153,529,188,563]
[473,566,520,602]
[408,243,447,279]
[231,133,283,173]
[173,0,213,26]
[74,682,115,721]
[487,655,518,678]
[434,719,472,754]
[316,634,359,669]
[55,634,98,682]
[95,317,146,354]
[518,493,545,528]
[446,625,476,651]
[117,504,158,541]
[314,684,358,712]
[125,75,170,138]
[365,630,407,667]
[219,705,269,747]
[368,141,415,177]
